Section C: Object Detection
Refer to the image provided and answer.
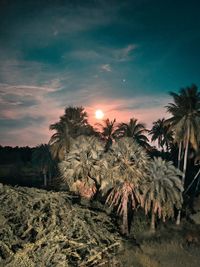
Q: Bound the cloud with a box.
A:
[0,116,45,130]
[101,64,112,72]
[114,44,137,62]
[0,83,64,146]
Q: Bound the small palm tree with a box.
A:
[149,118,173,152]
[141,157,183,232]
[117,118,150,150]
[96,118,118,152]
[59,136,108,198]
[32,144,55,186]
[101,138,149,235]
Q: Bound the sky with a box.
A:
[0,0,200,146]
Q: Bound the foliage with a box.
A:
[166,84,200,149]
[165,85,200,192]
[49,106,95,160]
[31,144,55,186]
[102,138,150,235]
[117,118,150,150]
[96,118,118,152]
[0,183,121,266]
[59,136,108,198]
[141,157,183,228]
[149,118,173,152]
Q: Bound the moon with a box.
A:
[95,109,104,120]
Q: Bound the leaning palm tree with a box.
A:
[101,138,149,235]
[59,136,108,198]
[117,118,150,150]
[141,157,183,232]
[165,85,200,186]
[96,118,118,152]
[32,144,55,186]
[149,118,173,152]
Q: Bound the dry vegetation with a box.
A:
[0,183,122,266]
[1,183,200,267]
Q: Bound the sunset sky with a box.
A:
[0,0,200,146]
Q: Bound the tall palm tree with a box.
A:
[60,106,92,136]
[149,118,173,152]
[141,157,183,232]
[59,136,108,198]
[101,138,149,235]
[32,144,55,186]
[49,106,95,160]
[117,118,150,150]
[96,118,117,152]
[165,85,200,186]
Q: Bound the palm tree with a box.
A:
[60,106,93,137]
[49,106,95,160]
[59,136,108,199]
[96,118,117,152]
[49,121,72,161]
[101,138,149,235]
[165,85,200,186]
[32,144,55,186]
[149,118,173,152]
[141,157,183,232]
[117,118,150,150]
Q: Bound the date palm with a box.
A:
[141,157,183,232]
[101,138,149,235]
[59,136,108,198]
[149,118,173,152]
[117,118,150,150]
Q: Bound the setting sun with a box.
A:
[95,109,104,120]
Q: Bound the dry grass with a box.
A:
[0,183,122,266]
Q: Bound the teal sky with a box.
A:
[0,0,200,146]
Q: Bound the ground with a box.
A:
[0,183,200,267]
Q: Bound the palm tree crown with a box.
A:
[49,106,95,160]
[166,85,200,149]
[165,85,200,186]
[117,118,150,150]
[96,118,117,152]
[59,136,107,198]
[141,157,183,231]
[149,118,173,152]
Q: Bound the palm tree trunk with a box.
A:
[122,202,129,236]
[176,127,190,226]
[43,173,47,187]
[151,208,156,233]
[184,168,200,195]
[176,210,181,225]
[176,141,183,225]
[182,126,190,186]
[178,141,182,169]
